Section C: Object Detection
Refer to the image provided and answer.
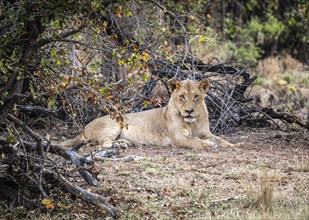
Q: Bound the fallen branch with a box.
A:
[243,107,309,130]
[57,173,118,217]
[7,114,99,186]
[0,114,118,216]
[0,143,118,217]
[16,104,59,117]
[261,107,309,130]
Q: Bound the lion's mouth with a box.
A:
[183,115,196,123]
[184,115,195,119]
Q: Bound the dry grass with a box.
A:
[1,131,308,220]
[89,128,309,220]
[241,171,275,212]
[256,54,307,87]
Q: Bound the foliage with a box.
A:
[1,0,220,126]
[1,0,307,125]
[178,0,308,64]
[222,0,309,62]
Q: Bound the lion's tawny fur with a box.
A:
[60,79,234,149]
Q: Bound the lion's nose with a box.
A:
[185,109,194,114]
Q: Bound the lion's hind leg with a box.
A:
[59,132,85,147]
[96,128,122,149]
[87,127,128,160]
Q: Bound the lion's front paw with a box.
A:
[228,142,244,151]
[227,143,235,148]
[202,140,218,150]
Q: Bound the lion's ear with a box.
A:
[198,78,210,93]
[168,78,181,93]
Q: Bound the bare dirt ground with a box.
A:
[80,127,308,219]
[1,127,308,220]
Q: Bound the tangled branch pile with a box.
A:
[144,56,309,132]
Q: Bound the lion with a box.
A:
[60,79,234,149]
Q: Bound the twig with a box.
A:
[0,136,116,216]
[209,194,241,204]
[57,173,118,217]
[24,173,48,198]
[4,115,100,186]
[16,105,59,117]
[8,114,43,143]
[261,108,309,129]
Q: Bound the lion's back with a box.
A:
[119,108,171,146]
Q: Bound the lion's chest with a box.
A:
[181,120,207,136]
[186,128,200,137]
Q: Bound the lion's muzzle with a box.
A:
[183,115,196,123]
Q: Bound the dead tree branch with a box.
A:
[261,108,309,129]
[143,56,308,131]
[0,114,117,216]
[57,174,117,216]
[16,105,59,117]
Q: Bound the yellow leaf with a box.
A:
[113,5,123,17]
[141,73,149,80]
[55,58,61,66]
[102,21,108,30]
[140,52,149,61]
[287,85,295,91]
[117,58,125,65]
[111,34,118,40]
[132,42,138,51]
[124,8,133,16]
[42,198,52,206]
[277,79,287,86]
[198,35,209,42]
[142,100,149,107]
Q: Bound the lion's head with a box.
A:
[167,79,210,123]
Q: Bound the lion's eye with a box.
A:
[180,95,185,100]
[194,95,199,101]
